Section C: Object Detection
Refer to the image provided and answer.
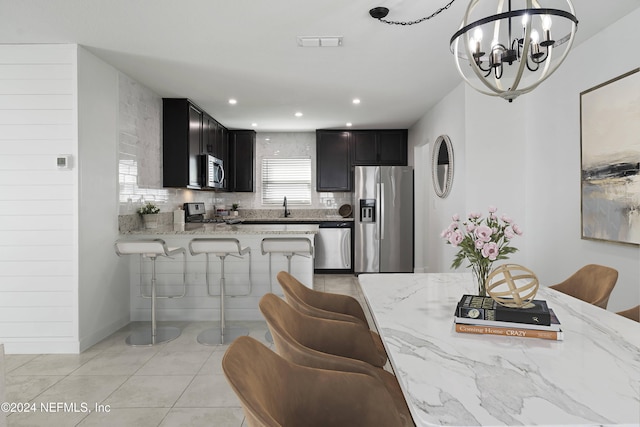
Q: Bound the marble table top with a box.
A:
[358,273,640,426]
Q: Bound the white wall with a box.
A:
[0,45,79,353]
[0,45,131,353]
[410,9,640,311]
[77,47,130,351]
[409,84,467,273]
[524,9,640,312]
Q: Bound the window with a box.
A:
[261,157,312,205]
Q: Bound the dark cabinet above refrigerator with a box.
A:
[351,130,407,166]
[316,129,407,192]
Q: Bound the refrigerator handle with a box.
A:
[379,182,384,240]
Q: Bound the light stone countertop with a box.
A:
[121,223,319,235]
[359,273,640,427]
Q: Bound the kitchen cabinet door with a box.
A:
[229,130,255,192]
[352,130,407,166]
[316,130,351,191]
[215,123,228,175]
[351,131,377,165]
[377,130,407,165]
[162,98,202,189]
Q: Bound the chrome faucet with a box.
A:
[283,196,290,218]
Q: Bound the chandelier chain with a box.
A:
[377,0,457,25]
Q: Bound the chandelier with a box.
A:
[450,0,578,102]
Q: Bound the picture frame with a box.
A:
[580,68,640,245]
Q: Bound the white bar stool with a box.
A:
[115,239,186,346]
[189,238,252,345]
[261,237,313,342]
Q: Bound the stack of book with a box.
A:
[454,294,563,341]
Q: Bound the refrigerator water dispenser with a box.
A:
[359,199,376,222]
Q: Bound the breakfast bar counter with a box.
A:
[123,223,320,235]
[119,224,318,322]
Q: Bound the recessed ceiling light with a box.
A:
[251,123,258,127]
[352,98,361,105]
[346,122,353,127]
[228,99,237,105]
[295,112,303,117]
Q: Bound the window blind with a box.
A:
[261,158,312,205]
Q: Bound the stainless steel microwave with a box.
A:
[201,154,225,189]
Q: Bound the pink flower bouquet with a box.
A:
[441,206,522,296]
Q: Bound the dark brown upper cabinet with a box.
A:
[316,130,352,192]
[162,98,203,189]
[228,130,255,192]
[351,130,407,166]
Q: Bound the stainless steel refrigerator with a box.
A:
[354,166,414,274]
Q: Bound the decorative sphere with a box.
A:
[486,264,539,308]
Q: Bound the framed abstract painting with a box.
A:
[580,68,640,245]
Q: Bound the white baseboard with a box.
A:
[79,315,130,353]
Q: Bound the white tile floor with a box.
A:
[3,275,369,427]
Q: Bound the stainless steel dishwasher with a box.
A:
[314,221,353,272]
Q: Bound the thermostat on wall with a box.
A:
[57,154,72,170]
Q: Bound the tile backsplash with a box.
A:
[117,73,352,216]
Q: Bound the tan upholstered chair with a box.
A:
[277,271,370,326]
[276,271,388,359]
[259,293,387,367]
[222,336,410,427]
[258,294,412,425]
[548,264,618,309]
[616,305,640,322]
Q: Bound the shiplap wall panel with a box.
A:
[0,323,74,338]
[0,230,73,246]
[0,95,75,110]
[0,44,78,353]
[0,215,73,230]
[1,261,74,277]
[2,276,74,292]
[0,186,73,202]
[0,124,74,139]
[0,307,75,322]
[0,245,74,261]
[0,65,74,80]
[0,110,73,124]
[0,79,73,94]
[0,170,74,183]
[0,44,76,63]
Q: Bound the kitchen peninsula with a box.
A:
[120,222,318,322]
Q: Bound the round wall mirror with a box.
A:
[432,135,454,198]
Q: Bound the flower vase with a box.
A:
[472,264,491,297]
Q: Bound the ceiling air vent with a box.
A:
[296,36,343,47]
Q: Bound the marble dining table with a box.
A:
[358,273,640,426]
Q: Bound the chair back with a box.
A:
[549,264,618,309]
[259,293,386,367]
[258,294,412,425]
[222,336,405,427]
[616,305,640,322]
[276,271,368,326]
